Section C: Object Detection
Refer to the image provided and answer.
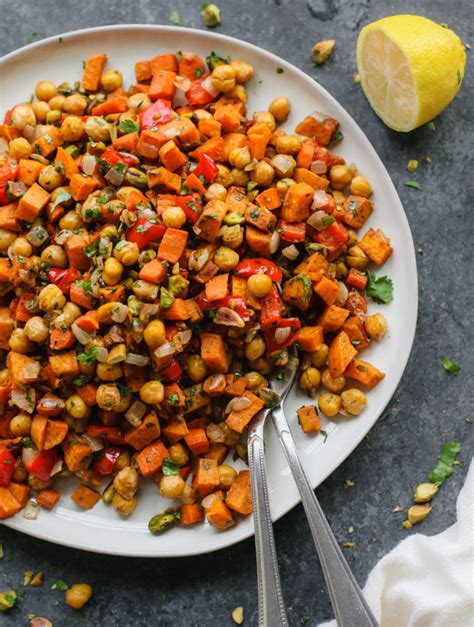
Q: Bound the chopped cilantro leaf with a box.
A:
[51,579,68,591]
[162,457,180,476]
[366,272,393,304]
[77,345,98,365]
[169,10,182,26]
[404,179,422,190]
[119,119,139,134]
[26,32,38,43]
[427,441,461,486]
[441,357,461,375]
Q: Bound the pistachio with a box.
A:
[148,512,178,533]
[232,606,244,625]
[312,39,335,65]
[413,483,438,503]
[0,590,16,612]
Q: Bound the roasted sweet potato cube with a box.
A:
[343,195,373,229]
[358,228,393,265]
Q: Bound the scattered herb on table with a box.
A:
[441,357,461,375]
[427,441,461,486]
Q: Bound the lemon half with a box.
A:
[357,15,466,132]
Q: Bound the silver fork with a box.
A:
[248,349,379,627]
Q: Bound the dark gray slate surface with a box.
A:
[0,1,473,625]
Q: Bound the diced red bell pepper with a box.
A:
[0,448,15,487]
[91,447,121,476]
[235,258,283,283]
[139,99,173,129]
[259,287,283,330]
[48,267,80,295]
[101,148,137,168]
[160,359,183,382]
[185,76,214,106]
[126,219,166,250]
[313,222,349,252]
[346,268,368,291]
[174,194,202,224]
[0,159,19,206]
[192,154,217,184]
[278,221,306,243]
[264,324,300,353]
[25,449,58,482]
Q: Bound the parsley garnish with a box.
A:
[83,240,99,258]
[51,579,68,591]
[441,357,461,375]
[162,457,180,476]
[321,215,335,227]
[333,130,344,141]
[320,429,328,443]
[166,392,180,405]
[119,119,139,134]
[77,345,98,365]
[168,10,182,26]
[404,179,422,190]
[206,51,227,71]
[366,272,393,304]
[26,32,38,43]
[427,441,461,486]
[73,375,90,386]
[194,69,202,78]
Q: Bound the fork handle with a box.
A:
[248,428,289,627]
[272,407,379,627]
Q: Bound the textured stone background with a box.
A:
[1,1,473,625]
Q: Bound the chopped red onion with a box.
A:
[110,303,129,323]
[269,230,280,254]
[81,434,105,452]
[215,307,245,328]
[311,190,329,210]
[50,460,64,477]
[274,327,291,345]
[54,229,74,245]
[307,210,328,230]
[225,395,253,415]
[201,75,219,97]
[23,499,40,520]
[22,448,37,466]
[12,387,35,413]
[81,154,96,175]
[125,353,150,366]
[96,347,109,363]
[71,323,91,345]
[281,245,299,260]
[202,493,218,509]
[154,342,176,359]
[125,400,147,427]
[310,160,328,174]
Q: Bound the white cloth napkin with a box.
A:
[320,460,474,627]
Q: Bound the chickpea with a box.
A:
[179,483,197,504]
[329,165,352,190]
[321,369,345,393]
[114,450,131,472]
[247,273,273,298]
[310,343,329,368]
[230,60,254,83]
[346,245,369,270]
[253,111,276,132]
[66,394,91,419]
[114,240,139,266]
[228,84,248,102]
[8,137,32,160]
[143,319,166,350]
[214,246,240,271]
[84,116,110,142]
[96,384,121,410]
[215,163,233,188]
[66,584,93,610]
[112,492,138,516]
[96,362,123,381]
[101,69,123,92]
[268,96,291,123]
[31,100,50,123]
[218,464,238,490]
[248,356,271,374]
[299,367,321,391]
[168,443,189,466]
[102,257,123,286]
[318,393,342,417]
[211,64,237,92]
[365,313,387,341]
[274,134,301,155]
[140,380,164,405]
[231,168,249,187]
[350,175,373,198]
[186,355,209,383]
[38,165,63,191]
[133,279,159,302]
[160,475,186,499]
[10,105,36,130]
[59,210,84,231]
[11,237,33,257]
[9,328,33,354]
[244,371,266,390]
[63,93,88,116]
[245,336,266,361]
[48,94,66,111]
[228,146,251,169]
[0,229,16,252]
[221,225,244,250]
[13,464,27,483]
[204,182,227,202]
[60,116,85,142]
[341,389,367,415]
[35,80,57,101]
[113,466,138,499]
[24,316,49,343]
[271,154,296,178]
[162,206,186,228]
[9,413,32,437]
[38,284,66,311]
[251,160,274,187]
[40,244,67,267]
[127,93,152,112]
[56,302,81,327]
[0,370,8,387]
[276,178,295,198]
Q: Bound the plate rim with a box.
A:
[1,23,418,557]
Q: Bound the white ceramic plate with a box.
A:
[1,25,417,557]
